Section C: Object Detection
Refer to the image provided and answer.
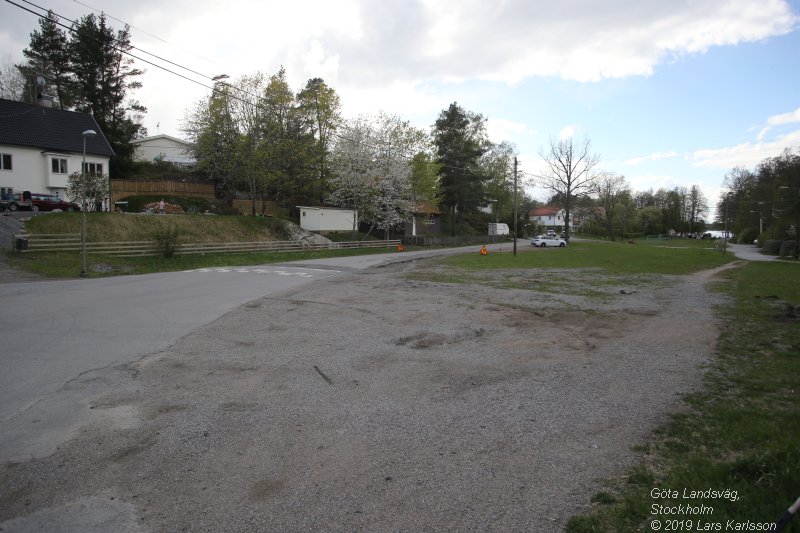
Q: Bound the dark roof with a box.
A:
[0,98,115,157]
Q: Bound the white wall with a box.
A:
[299,207,357,232]
[133,136,194,165]
[0,145,109,201]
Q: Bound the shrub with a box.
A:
[152,223,181,258]
[764,239,783,255]
[736,227,756,245]
[263,216,290,240]
[779,239,796,258]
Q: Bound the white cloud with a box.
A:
[691,129,800,168]
[624,151,683,166]
[757,106,800,141]
[767,106,800,126]
[559,125,578,140]
[487,118,534,145]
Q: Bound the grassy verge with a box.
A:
[22,212,286,242]
[443,241,734,275]
[566,260,800,532]
[6,246,399,278]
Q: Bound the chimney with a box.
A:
[37,93,54,108]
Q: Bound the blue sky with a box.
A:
[2,0,799,217]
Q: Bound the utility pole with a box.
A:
[513,157,518,257]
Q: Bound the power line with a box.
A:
[70,0,217,65]
[6,0,523,181]
[16,0,218,83]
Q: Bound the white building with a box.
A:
[298,206,358,233]
[131,134,195,168]
[0,98,114,200]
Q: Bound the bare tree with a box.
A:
[537,135,601,240]
[591,173,630,241]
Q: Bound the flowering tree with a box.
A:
[66,171,110,211]
[329,112,420,238]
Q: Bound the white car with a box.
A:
[531,235,567,247]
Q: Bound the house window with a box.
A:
[424,218,436,225]
[82,162,102,176]
[52,157,67,174]
[0,153,11,171]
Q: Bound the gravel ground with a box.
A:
[0,213,43,284]
[0,257,732,532]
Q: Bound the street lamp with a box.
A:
[80,129,96,277]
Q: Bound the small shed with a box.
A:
[406,200,442,237]
[298,206,358,233]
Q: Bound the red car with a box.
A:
[30,194,81,212]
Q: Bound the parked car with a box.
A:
[531,235,567,247]
[0,191,32,211]
[546,229,556,237]
[30,194,80,212]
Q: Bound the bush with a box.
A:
[262,216,290,240]
[736,227,757,245]
[152,223,181,258]
[779,240,796,258]
[764,239,783,255]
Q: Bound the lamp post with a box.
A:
[80,129,96,277]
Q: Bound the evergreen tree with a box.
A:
[19,11,74,108]
[69,13,146,175]
[297,77,341,204]
[432,103,489,234]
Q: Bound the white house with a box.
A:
[529,205,603,232]
[529,206,565,230]
[0,98,114,201]
[298,206,358,233]
[131,134,195,168]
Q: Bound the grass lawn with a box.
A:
[444,240,735,275]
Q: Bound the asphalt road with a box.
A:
[0,240,516,462]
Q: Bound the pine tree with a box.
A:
[69,13,146,175]
[432,103,489,234]
[19,10,74,108]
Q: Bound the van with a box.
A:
[488,223,510,236]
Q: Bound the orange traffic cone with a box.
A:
[479,245,488,255]
[397,243,405,252]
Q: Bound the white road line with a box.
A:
[183,267,337,278]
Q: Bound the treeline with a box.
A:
[182,73,524,233]
[719,149,800,254]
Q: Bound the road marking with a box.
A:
[183,267,341,278]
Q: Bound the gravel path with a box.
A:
[0,258,732,532]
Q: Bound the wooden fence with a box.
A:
[111,180,215,202]
[13,233,400,258]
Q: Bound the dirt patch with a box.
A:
[0,259,732,532]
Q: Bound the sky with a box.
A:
[3,0,800,220]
